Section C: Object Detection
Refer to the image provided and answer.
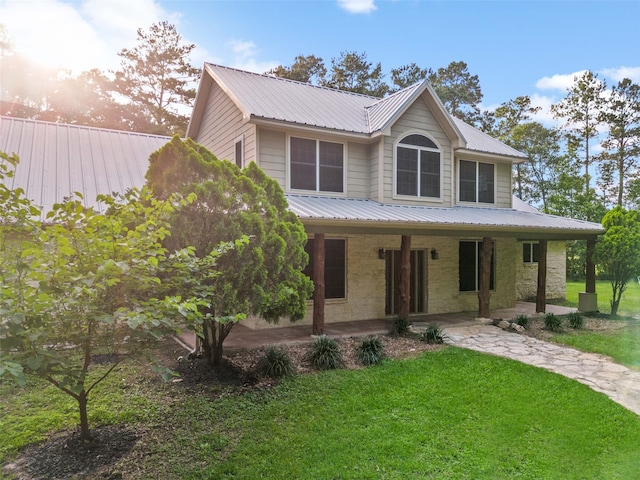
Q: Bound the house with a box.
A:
[186,64,603,331]
[0,116,171,217]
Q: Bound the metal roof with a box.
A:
[285,194,603,238]
[204,64,526,159]
[452,118,527,159]
[0,116,171,217]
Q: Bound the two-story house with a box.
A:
[186,64,602,331]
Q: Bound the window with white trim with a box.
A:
[290,137,344,193]
[396,134,441,198]
[459,160,495,204]
[459,240,495,292]
[523,242,539,264]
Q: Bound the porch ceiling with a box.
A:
[286,195,604,241]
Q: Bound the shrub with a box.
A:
[568,312,584,330]
[544,313,563,332]
[308,335,344,370]
[515,314,529,329]
[357,337,386,366]
[257,346,295,378]
[390,316,411,336]
[420,324,447,344]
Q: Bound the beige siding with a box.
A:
[495,162,512,207]
[384,100,453,206]
[346,141,370,198]
[194,84,256,164]
[242,233,521,329]
[257,128,287,189]
[516,241,566,301]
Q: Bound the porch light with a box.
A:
[378,248,385,259]
[431,248,438,260]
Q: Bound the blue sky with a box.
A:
[1,0,639,125]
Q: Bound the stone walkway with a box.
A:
[442,324,640,416]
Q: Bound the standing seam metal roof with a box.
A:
[205,64,527,159]
[285,194,603,234]
[0,116,171,217]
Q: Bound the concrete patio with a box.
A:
[175,302,576,353]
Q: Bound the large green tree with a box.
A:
[146,137,313,366]
[113,21,201,135]
[427,61,483,125]
[0,152,191,440]
[551,71,606,193]
[597,78,640,207]
[595,207,640,315]
[268,54,327,84]
[324,51,389,97]
[389,63,429,93]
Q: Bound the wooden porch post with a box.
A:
[399,235,411,320]
[478,236,492,318]
[586,237,596,294]
[312,233,325,335]
[536,239,548,313]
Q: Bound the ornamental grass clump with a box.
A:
[568,312,584,330]
[390,316,411,337]
[515,314,529,329]
[308,335,344,370]
[357,337,386,366]
[420,324,447,344]
[257,346,295,379]
[544,313,563,332]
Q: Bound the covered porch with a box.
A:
[175,302,576,354]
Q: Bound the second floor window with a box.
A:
[459,160,495,204]
[396,134,441,198]
[290,137,344,193]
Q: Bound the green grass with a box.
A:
[564,279,640,316]
[551,322,640,369]
[5,348,639,479]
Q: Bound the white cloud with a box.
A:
[600,66,640,83]
[225,39,278,74]
[337,0,377,14]
[529,93,560,127]
[535,71,588,91]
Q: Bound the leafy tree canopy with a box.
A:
[595,207,640,315]
[0,151,196,439]
[113,21,201,136]
[146,137,313,365]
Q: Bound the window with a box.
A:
[459,240,495,292]
[303,238,346,299]
[290,137,344,193]
[396,134,440,198]
[523,242,539,264]
[459,160,494,203]
[235,139,243,168]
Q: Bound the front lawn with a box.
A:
[564,280,640,316]
[2,345,639,479]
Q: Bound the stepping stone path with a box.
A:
[443,324,640,416]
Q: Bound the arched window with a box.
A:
[396,134,440,198]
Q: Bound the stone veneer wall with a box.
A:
[515,241,566,302]
[242,234,521,329]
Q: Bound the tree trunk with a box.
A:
[313,233,325,335]
[399,235,411,320]
[478,237,492,318]
[202,318,234,366]
[536,240,548,313]
[78,391,91,441]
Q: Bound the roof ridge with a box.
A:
[0,115,172,139]
[206,62,382,101]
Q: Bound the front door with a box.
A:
[385,250,427,315]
